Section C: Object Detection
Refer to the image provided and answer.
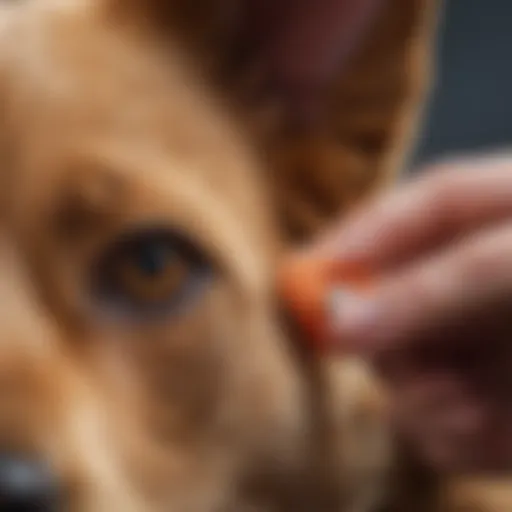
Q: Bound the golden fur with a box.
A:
[0,0,509,510]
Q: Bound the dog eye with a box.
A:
[93,228,211,314]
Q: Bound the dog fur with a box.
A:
[0,0,509,510]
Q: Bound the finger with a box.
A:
[392,374,483,434]
[422,411,512,472]
[392,375,487,470]
[319,156,512,270]
[331,221,512,353]
[393,376,483,433]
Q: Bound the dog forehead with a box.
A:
[0,0,237,146]
[0,2,265,210]
[1,4,189,133]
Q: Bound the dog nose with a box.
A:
[0,454,58,511]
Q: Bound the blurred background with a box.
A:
[412,0,512,167]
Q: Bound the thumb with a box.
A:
[330,223,512,355]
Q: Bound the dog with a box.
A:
[0,0,506,510]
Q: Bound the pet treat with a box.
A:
[278,251,374,352]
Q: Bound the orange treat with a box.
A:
[278,251,374,352]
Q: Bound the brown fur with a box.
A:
[0,0,509,510]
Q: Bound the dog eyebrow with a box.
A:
[52,161,127,239]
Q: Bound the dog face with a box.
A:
[0,1,436,511]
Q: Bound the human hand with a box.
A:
[322,156,512,472]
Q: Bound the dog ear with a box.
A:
[265,0,440,242]
[226,0,441,243]
[107,0,440,243]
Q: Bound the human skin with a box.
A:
[245,0,512,472]
[319,156,512,472]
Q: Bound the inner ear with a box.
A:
[221,0,441,244]
[233,0,387,124]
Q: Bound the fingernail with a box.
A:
[328,287,380,350]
